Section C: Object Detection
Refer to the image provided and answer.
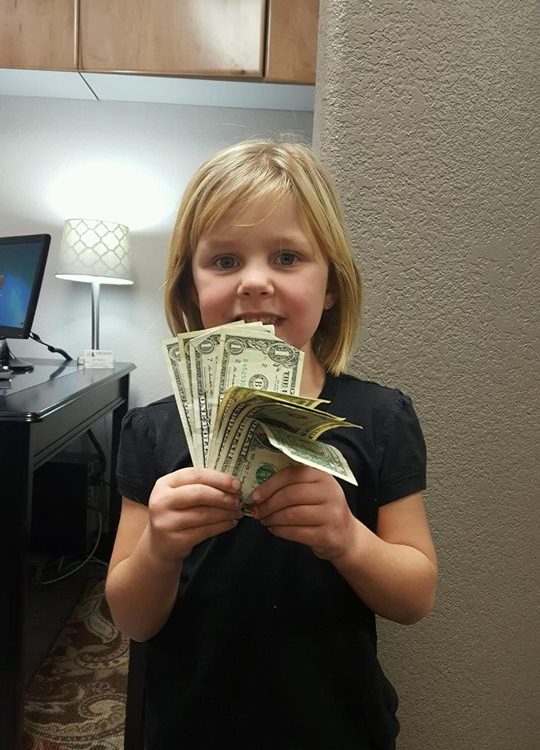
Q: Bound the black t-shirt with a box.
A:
[117,373,427,750]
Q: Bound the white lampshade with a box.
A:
[56,218,133,285]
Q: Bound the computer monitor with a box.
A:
[0,233,51,372]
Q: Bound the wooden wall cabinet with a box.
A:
[265,0,319,84]
[0,0,76,71]
[0,0,319,86]
[79,0,266,77]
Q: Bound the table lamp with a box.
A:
[56,218,133,350]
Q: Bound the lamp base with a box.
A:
[81,349,114,369]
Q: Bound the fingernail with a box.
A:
[250,490,260,503]
[232,478,241,491]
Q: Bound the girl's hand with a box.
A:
[147,467,242,564]
[248,465,356,560]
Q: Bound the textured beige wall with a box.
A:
[314,1,538,748]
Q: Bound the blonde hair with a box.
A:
[164,139,361,374]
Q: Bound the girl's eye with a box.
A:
[214,256,239,270]
[276,251,299,266]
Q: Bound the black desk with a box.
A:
[0,358,135,750]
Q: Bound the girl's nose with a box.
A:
[237,265,273,296]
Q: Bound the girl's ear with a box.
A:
[324,265,338,310]
[324,290,336,310]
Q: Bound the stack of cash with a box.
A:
[162,322,358,509]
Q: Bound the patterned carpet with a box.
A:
[23,579,129,750]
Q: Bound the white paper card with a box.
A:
[83,349,114,368]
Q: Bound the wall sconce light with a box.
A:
[56,218,133,350]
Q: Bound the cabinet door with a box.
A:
[80,0,266,77]
[265,0,319,84]
[0,0,76,70]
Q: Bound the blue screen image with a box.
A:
[0,244,40,328]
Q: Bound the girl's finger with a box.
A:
[252,482,321,520]
[248,464,319,504]
[175,484,241,509]
[163,506,242,532]
[153,484,240,513]
[259,504,321,527]
[166,467,241,493]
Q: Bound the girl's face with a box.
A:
[191,195,334,368]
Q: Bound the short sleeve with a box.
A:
[116,407,158,505]
[377,392,427,504]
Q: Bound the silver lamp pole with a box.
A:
[91,281,101,350]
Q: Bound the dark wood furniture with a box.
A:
[0,358,134,750]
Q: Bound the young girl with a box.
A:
[106,140,437,750]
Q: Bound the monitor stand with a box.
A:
[0,338,34,372]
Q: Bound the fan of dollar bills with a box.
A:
[162,322,359,511]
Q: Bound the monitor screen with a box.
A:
[0,234,50,340]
